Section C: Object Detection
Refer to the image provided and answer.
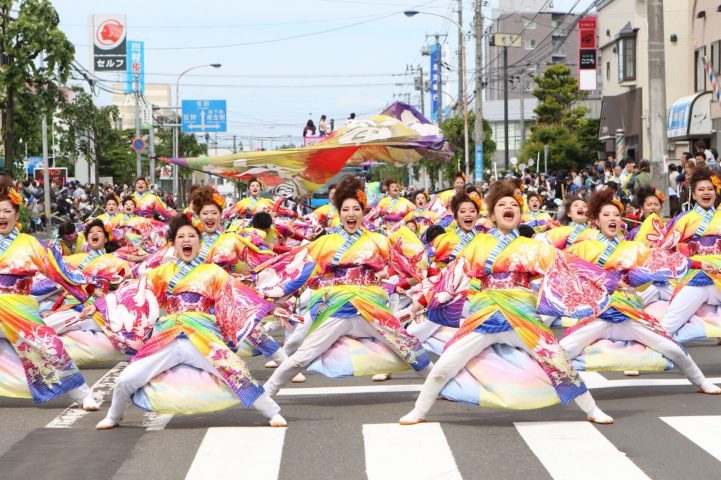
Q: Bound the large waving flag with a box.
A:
[160,102,452,199]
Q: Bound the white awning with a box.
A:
[667,91,712,140]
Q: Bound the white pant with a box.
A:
[560,319,705,386]
[43,309,100,334]
[637,283,675,307]
[266,315,431,395]
[281,311,314,357]
[106,338,279,421]
[662,284,721,334]
[412,330,599,415]
[406,318,442,343]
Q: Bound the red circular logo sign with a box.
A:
[95,19,125,50]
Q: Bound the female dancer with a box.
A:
[364,179,415,232]
[223,177,274,226]
[305,184,339,231]
[536,193,595,249]
[397,190,440,238]
[94,193,123,230]
[257,176,432,395]
[658,167,721,339]
[521,192,555,233]
[427,171,466,215]
[400,181,614,425]
[0,180,98,410]
[95,214,286,429]
[132,177,176,220]
[559,188,720,393]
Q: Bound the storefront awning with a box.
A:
[667,91,712,141]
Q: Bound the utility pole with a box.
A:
[418,66,425,116]
[134,76,141,178]
[503,46,509,169]
[647,0,669,216]
[436,33,443,125]
[39,51,51,234]
[456,0,464,116]
[232,135,237,153]
[473,0,485,183]
[148,106,156,186]
[519,72,525,145]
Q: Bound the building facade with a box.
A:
[596,0,696,162]
[691,0,721,151]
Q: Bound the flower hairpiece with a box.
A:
[6,188,22,207]
[469,192,484,212]
[212,192,226,210]
[103,222,114,241]
[512,193,525,211]
[654,190,666,204]
[711,175,721,194]
[356,189,367,209]
[186,211,204,233]
[612,197,624,214]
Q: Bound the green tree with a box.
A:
[0,0,74,173]
[55,89,134,187]
[519,64,601,171]
[418,113,495,190]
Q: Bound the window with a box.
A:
[606,61,611,80]
[695,47,707,92]
[523,17,536,30]
[711,40,721,75]
[524,39,536,50]
[617,37,636,81]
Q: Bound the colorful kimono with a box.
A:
[398,208,440,237]
[223,195,274,222]
[563,235,690,371]
[424,230,614,409]
[128,261,274,413]
[427,189,456,216]
[305,203,340,230]
[364,195,415,231]
[521,210,556,233]
[535,223,596,249]
[431,227,479,267]
[43,249,135,364]
[132,191,176,220]
[116,214,168,254]
[255,228,431,377]
[0,229,88,403]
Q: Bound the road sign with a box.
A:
[125,40,144,93]
[182,100,227,133]
[490,34,521,48]
[131,137,146,152]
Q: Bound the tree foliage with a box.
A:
[416,113,495,190]
[55,89,136,186]
[519,64,601,171]
[0,0,74,173]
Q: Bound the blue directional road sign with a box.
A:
[181,100,227,133]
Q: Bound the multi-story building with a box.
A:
[691,1,721,151]
[487,0,580,101]
[596,0,697,161]
[110,83,172,130]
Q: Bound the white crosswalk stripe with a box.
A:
[661,416,721,462]
[185,427,286,480]
[363,423,462,480]
[514,421,651,480]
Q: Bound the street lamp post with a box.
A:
[173,63,221,205]
[405,10,469,181]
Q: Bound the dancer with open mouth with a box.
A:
[131,176,176,220]
[400,181,615,426]
[536,192,596,249]
[363,178,415,234]
[256,175,433,396]
[223,177,274,229]
[0,178,98,411]
[559,188,720,393]
[96,213,285,430]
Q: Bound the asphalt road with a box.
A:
[1,338,720,480]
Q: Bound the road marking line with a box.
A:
[45,361,127,429]
[661,416,721,461]
[515,421,650,480]
[185,427,285,480]
[275,376,721,397]
[141,412,174,431]
[363,423,462,480]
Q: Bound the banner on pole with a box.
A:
[125,40,144,93]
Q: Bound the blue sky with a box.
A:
[51,0,594,149]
